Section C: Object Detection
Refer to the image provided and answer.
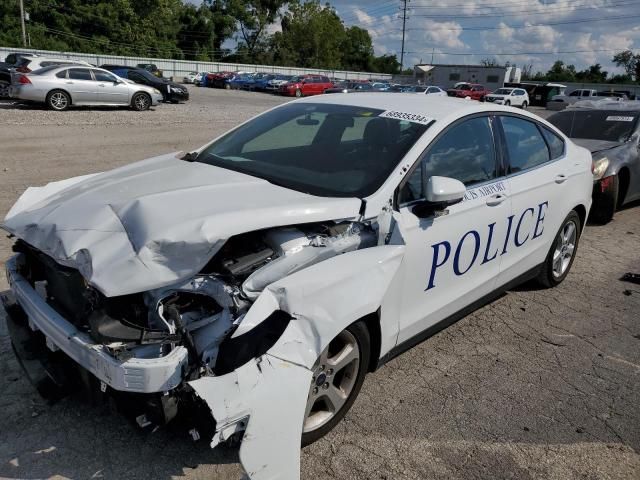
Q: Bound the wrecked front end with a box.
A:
[3,219,397,479]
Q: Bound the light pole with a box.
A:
[400,0,408,72]
[19,0,27,47]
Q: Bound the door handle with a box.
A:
[98,83,105,87]
[486,193,507,206]
[65,81,73,84]
[555,174,567,184]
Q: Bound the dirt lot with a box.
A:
[0,87,639,480]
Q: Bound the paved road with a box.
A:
[0,89,638,480]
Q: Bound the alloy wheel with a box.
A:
[135,94,150,110]
[303,330,360,433]
[50,92,68,110]
[552,220,577,278]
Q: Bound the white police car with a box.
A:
[2,94,592,480]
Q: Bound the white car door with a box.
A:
[65,68,98,104]
[93,69,129,105]
[393,115,512,343]
[494,114,569,285]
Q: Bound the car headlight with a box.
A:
[170,86,182,93]
[153,88,161,94]
[592,156,610,180]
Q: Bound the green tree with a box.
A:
[225,0,285,62]
[341,26,373,71]
[545,60,577,82]
[612,50,640,81]
[274,0,345,69]
[575,63,608,83]
[369,54,400,74]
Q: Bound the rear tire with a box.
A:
[590,175,618,224]
[46,90,70,111]
[536,210,581,288]
[301,321,370,447]
[131,92,151,111]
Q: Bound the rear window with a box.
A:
[548,110,639,142]
[68,68,92,80]
[30,65,61,75]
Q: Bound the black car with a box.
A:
[548,105,640,223]
[100,65,188,103]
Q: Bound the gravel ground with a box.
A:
[0,88,639,480]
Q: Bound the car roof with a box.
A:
[564,100,640,112]
[295,93,524,123]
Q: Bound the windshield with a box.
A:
[549,110,639,142]
[196,103,431,197]
[494,88,513,95]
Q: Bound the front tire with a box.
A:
[505,100,511,106]
[295,88,302,98]
[521,101,528,109]
[536,210,581,288]
[47,90,70,111]
[131,92,151,111]
[301,321,370,447]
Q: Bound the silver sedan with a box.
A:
[9,65,163,111]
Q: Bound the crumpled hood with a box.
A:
[570,138,624,154]
[2,153,361,297]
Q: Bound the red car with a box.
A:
[278,74,333,97]
[447,83,491,101]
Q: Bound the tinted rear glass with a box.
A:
[548,110,639,142]
[30,65,61,75]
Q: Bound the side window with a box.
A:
[569,90,580,97]
[55,70,68,79]
[68,68,93,81]
[501,116,550,172]
[93,70,117,82]
[541,127,565,159]
[399,117,497,203]
[128,71,145,83]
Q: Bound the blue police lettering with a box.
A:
[425,202,549,291]
[501,215,515,256]
[481,222,498,264]
[514,208,534,247]
[453,230,481,275]
[532,201,548,239]
[426,241,451,290]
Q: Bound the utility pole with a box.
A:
[19,0,27,47]
[400,0,408,72]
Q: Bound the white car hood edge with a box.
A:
[2,153,362,297]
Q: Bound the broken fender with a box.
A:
[190,245,404,480]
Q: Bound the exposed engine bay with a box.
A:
[9,220,377,436]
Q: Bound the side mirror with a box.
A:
[412,176,466,218]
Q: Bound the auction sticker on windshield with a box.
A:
[606,116,635,122]
[380,110,434,125]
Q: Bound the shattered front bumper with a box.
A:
[4,255,189,393]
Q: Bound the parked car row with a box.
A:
[1,54,189,110]
[547,88,634,110]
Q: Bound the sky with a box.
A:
[329,0,640,74]
[191,0,640,74]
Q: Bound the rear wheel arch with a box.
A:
[573,204,587,231]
